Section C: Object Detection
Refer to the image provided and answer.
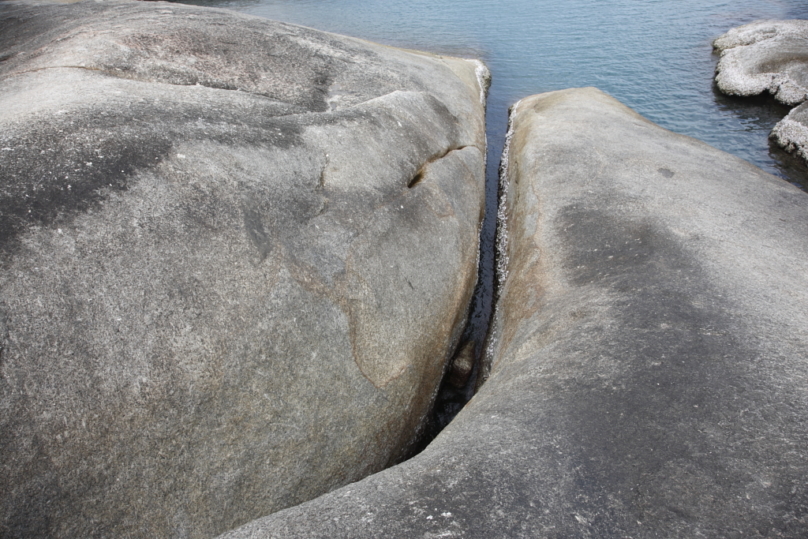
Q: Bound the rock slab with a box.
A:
[714,20,808,166]
[0,1,487,537]
[219,88,808,538]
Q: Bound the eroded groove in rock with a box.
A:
[215,87,808,539]
[407,145,470,188]
[407,169,426,189]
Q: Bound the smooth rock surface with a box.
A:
[218,88,808,538]
[0,1,487,537]
[714,20,808,166]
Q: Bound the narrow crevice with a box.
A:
[477,100,519,385]
[404,142,506,458]
[403,91,518,459]
[405,334,484,458]
[405,169,506,456]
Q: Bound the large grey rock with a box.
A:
[714,20,808,166]
[0,1,488,537]
[218,88,808,538]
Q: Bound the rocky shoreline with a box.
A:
[2,2,808,538]
[714,20,808,166]
[218,87,808,539]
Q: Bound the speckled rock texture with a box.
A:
[714,20,808,105]
[0,1,488,537]
[771,103,808,163]
[217,88,808,539]
[714,20,808,166]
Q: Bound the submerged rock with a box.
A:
[218,88,808,538]
[0,1,487,537]
[714,20,808,166]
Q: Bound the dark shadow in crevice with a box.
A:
[405,336,483,458]
[403,115,504,460]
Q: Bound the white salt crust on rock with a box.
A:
[771,104,808,162]
[714,20,808,106]
[714,20,808,166]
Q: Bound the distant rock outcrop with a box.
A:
[714,20,808,165]
[218,88,808,539]
[0,1,487,537]
[771,102,808,164]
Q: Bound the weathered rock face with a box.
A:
[0,1,487,537]
[217,88,808,538]
[714,20,808,106]
[714,20,808,166]
[771,102,808,163]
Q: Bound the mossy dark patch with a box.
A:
[0,97,305,257]
[554,205,808,535]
